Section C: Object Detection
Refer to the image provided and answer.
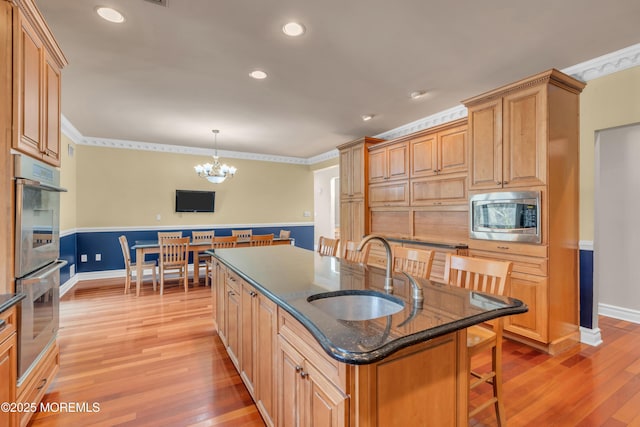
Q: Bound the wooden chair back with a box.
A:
[158,231,183,240]
[212,236,238,248]
[317,236,339,256]
[342,240,369,264]
[231,229,252,241]
[250,234,274,246]
[119,235,132,268]
[191,230,215,243]
[443,254,512,296]
[159,237,189,266]
[393,247,435,280]
[279,229,291,239]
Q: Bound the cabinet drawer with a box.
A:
[225,269,242,293]
[369,181,409,207]
[410,176,467,205]
[468,240,548,258]
[0,306,17,343]
[277,309,347,392]
[469,249,548,277]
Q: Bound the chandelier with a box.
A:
[194,130,237,184]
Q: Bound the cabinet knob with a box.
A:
[249,291,257,297]
[497,246,510,250]
[502,180,509,185]
[496,181,501,185]
[300,371,308,379]
[295,365,302,373]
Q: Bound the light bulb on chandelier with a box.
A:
[194,130,237,183]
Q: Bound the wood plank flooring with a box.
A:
[28,279,640,426]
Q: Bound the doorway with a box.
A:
[595,122,640,325]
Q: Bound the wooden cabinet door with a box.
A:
[214,263,227,344]
[0,334,17,427]
[368,149,386,183]
[43,53,61,166]
[410,133,438,177]
[437,124,467,175]
[387,142,409,180]
[241,283,256,397]
[256,294,277,427]
[303,362,348,427]
[505,273,548,342]
[277,336,305,427]
[339,149,352,199]
[340,200,366,243]
[368,181,409,207]
[350,144,365,198]
[15,12,44,160]
[502,85,547,188]
[225,280,241,370]
[468,99,502,190]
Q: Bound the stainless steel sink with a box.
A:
[307,291,404,321]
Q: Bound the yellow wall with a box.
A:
[579,66,640,241]
[59,134,77,232]
[74,145,314,228]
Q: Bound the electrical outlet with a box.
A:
[95,253,102,261]
[80,254,87,262]
[303,211,311,217]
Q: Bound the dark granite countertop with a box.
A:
[0,293,26,314]
[208,245,526,365]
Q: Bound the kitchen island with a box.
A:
[208,245,526,426]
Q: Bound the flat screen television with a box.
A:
[175,190,215,212]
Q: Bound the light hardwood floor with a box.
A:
[28,279,640,427]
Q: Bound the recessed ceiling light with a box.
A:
[361,114,374,121]
[96,6,125,23]
[249,70,268,80]
[410,90,428,100]
[282,22,306,37]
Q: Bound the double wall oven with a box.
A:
[14,154,67,384]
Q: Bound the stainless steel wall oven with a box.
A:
[14,154,67,384]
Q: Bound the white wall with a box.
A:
[313,166,339,246]
[595,123,640,317]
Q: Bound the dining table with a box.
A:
[130,236,292,296]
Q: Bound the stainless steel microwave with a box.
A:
[469,191,541,243]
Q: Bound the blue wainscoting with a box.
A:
[579,249,594,329]
[61,225,315,276]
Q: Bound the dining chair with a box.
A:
[443,253,513,426]
[205,236,238,286]
[279,229,291,239]
[158,231,182,239]
[342,240,369,264]
[191,230,215,284]
[158,236,190,295]
[231,229,252,241]
[250,233,274,247]
[317,236,339,256]
[118,235,157,294]
[393,247,435,280]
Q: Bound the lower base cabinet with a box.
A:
[0,306,18,427]
[213,264,468,426]
[16,340,59,427]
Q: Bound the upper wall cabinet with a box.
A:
[339,137,383,200]
[464,70,583,191]
[368,141,409,183]
[410,122,467,178]
[12,0,67,167]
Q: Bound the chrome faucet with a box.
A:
[357,234,394,291]
[401,272,424,307]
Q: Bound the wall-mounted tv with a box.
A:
[175,189,215,213]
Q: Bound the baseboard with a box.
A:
[599,303,640,324]
[60,274,80,297]
[580,327,603,347]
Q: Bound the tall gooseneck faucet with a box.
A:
[357,234,394,291]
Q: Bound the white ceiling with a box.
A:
[35,0,640,159]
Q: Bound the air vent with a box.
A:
[144,0,167,6]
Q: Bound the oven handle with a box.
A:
[15,177,67,193]
[20,260,68,284]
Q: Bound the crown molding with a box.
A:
[61,43,640,164]
[562,43,640,82]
